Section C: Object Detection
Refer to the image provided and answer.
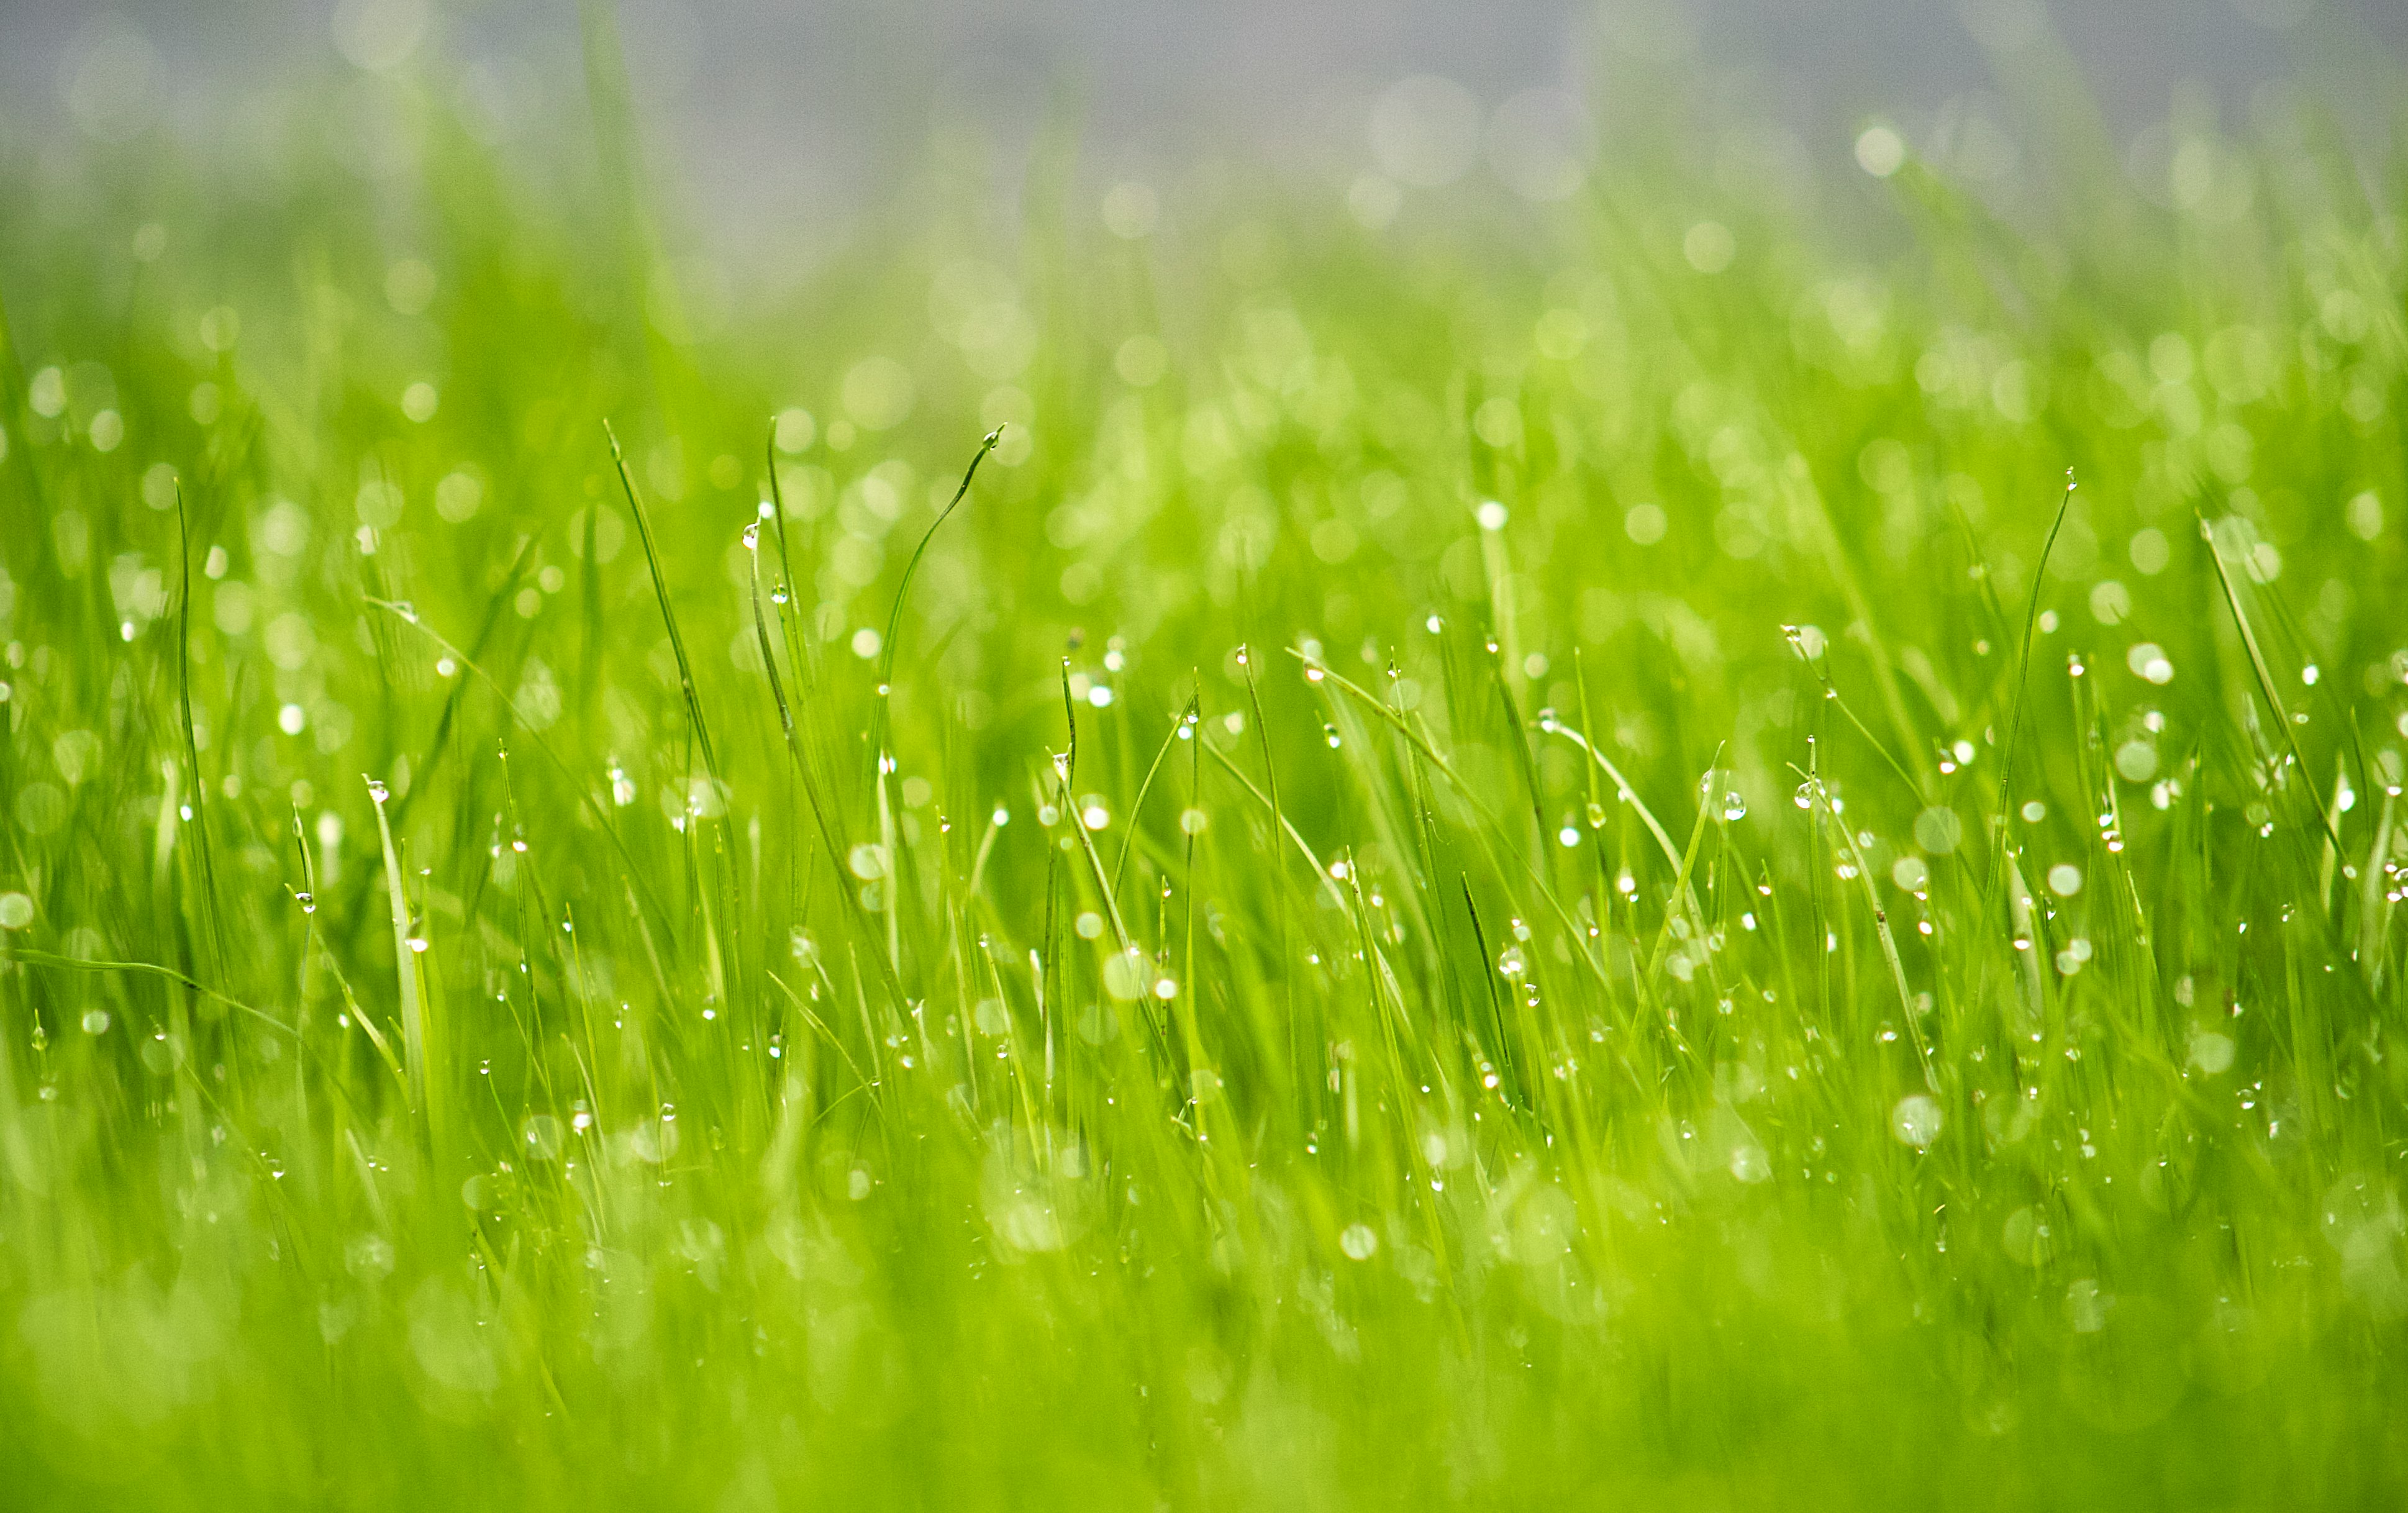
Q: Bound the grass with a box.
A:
[2,35,2407,1512]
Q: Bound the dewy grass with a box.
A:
[1,45,2406,1513]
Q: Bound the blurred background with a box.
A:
[7,0,2404,288]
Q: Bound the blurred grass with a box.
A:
[1,27,2407,1512]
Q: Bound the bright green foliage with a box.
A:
[1,57,2407,1513]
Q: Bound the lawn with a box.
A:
[1,29,2405,1512]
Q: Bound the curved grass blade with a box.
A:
[606,419,722,794]
[867,426,1002,783]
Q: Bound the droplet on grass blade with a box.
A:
[2188,1031,2235,1075]
[1892,1094,1943,1149]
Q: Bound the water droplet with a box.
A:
[1891,1094,1943,1149]
[294,891,316,914]
[1721,791,1747,821]
[365,778,389,803]
[742,522,760,550]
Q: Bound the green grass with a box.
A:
[2,43,2407,1512]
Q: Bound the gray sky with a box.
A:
[9,0,2402,265]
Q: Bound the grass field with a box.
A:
[1,32,2406,1511]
